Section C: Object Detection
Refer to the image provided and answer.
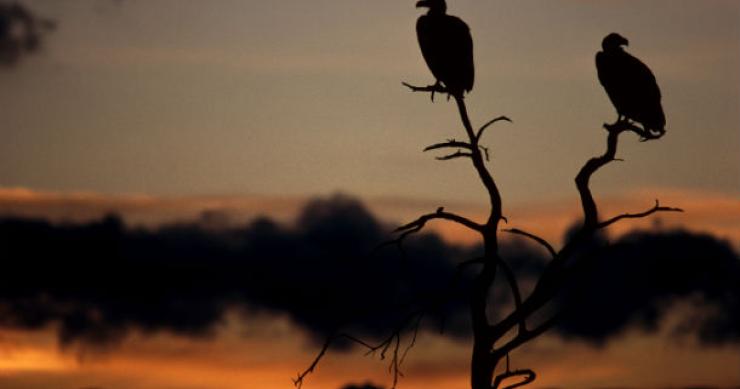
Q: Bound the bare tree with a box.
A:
[293,46,681,389]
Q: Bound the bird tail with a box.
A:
[645,104,666,138]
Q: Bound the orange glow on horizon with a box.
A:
[0,188,739,388]
[0,315,739,389]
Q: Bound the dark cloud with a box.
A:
[0,195,481,347]
[0,1,54,67]
[0,194,738,350]
[555,229,740,345]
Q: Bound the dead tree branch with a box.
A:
[479,146,490,161]
[497,258,526,334]
[393,209,483,235]
[489,120,681,353]
[476,116,512,141]
[576,119,674,229]
[492,369,537,389]
[402,81,448,94]
[424,139,473,152]
[293,333,374,388]
[436,150,473,160]
[453,96,504,227]
[294,312,425,389]
[402,81,449,101]
[575,122,625,228]
[502,228,557,259]
[597,199,683,229]
[374,208,482,252]
[492,314,558,361]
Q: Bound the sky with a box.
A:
[1,1,739,389]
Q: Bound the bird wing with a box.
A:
[417,15,474,94]
[596,50,664,130]
[449,15,474,93]
[416,15,439,80]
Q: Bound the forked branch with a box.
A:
[598,199,683,229]
[424,139,473,152]
[394,209,483,235]
[490,120,681,352]
[492,314,558,360]
[374,208,483,253]
[294,313,425,389]
[436,150,473,160]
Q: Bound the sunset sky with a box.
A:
[1,1,739,389]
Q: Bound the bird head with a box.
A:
[602,33,629,51]
[416,0,446,14]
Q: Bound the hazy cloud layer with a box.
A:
[0,195,737,349]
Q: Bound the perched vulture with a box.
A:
[596,33,665,137]
[416,0,474,97]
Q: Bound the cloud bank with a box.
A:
[0,194,737,350]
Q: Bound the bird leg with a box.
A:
[431,80,443,102]
[605,115,625,130]
[604,119,664,142]
[638,127,666,142]
[401,81,449,102]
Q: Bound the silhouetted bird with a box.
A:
[416,0,474,97]
[596,33,665,138]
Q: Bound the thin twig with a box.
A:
[399,314,423,367]
[476,115,512,141]
[492,369,536,389]
[597,199,683,229]
[293,333,376,388]
[393,209,483,235]
[293,335,332,388]
[436,150,473,160]
[402,81,450,101]
[502,228,557,259]
[498,258,526,334]
[294,312,425,389]
[424,139,473,152]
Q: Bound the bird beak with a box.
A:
[416,0,429,8]
[622,38,629,46]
